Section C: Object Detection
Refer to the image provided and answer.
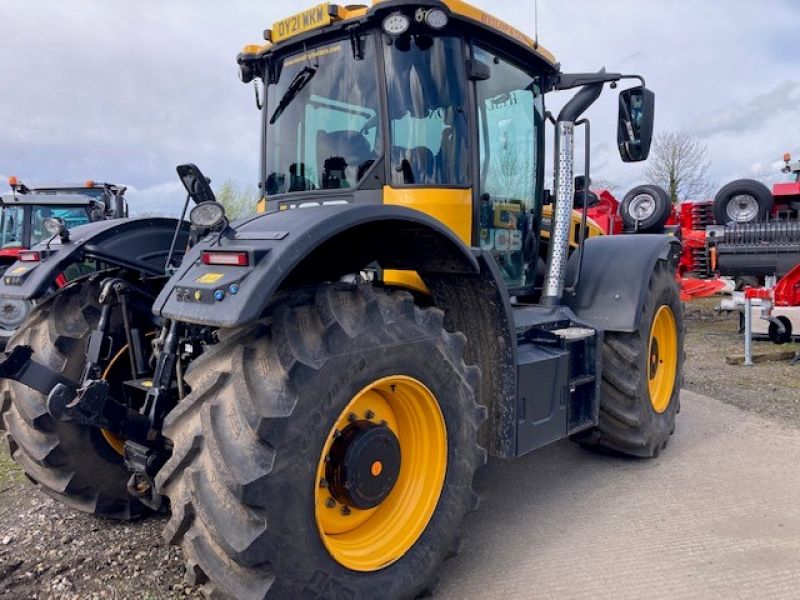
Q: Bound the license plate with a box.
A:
[272,4,333,44]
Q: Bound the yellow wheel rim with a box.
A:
[314,375,447,572]
[648,305,678,414]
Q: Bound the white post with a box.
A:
[743,296,753,367]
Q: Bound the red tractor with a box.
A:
[0,177,128,344]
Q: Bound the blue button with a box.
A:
[229,283,239,295]
[213,289,225,301]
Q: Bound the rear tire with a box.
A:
[713,179,773,224]
[0,279,148,520]
[157,284,486,599]
[579,261,684,457]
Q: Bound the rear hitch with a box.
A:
[47,380,152,443]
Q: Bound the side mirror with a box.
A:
[176,164,217,205]
[617,86,655,162]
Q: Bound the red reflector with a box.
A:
[19,251,40,262]
[201,251,249,266]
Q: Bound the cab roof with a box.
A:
[245,0,557,73]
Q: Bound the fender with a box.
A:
[0,218,189,300]
[154,204,480,327]
[565,234,682,333]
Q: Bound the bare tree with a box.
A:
[644,131,714,202]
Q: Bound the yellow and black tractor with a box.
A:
[0,1,683,598]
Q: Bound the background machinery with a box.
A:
[0,178,128,344]
[0,2,683,598]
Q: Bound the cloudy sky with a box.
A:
[1,0,798,214]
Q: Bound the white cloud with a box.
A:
[0,0,798,203]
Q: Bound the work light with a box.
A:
[425,8,448,29]
[43,217,68,238]
[383,12,410,35]
[189,202,226,229]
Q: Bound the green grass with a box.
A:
[0,443,23,487]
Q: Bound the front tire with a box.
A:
[580,262,684,457]
[157,285,486,599]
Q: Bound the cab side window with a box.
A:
[474,46,543,290]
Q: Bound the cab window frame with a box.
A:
[468,40,547,295]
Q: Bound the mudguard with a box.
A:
[565,234,681,333]
[154,204,480,327]
[0,218,189,300]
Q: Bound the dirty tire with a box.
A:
[620,184,672,232]
[713,178,773,224]
[0,279,148,520]
[579,261,684,457]
[157,284,486,600]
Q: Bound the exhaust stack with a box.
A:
[541,81,604,306]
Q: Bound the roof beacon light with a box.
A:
[383,12,410,35]
[425,8,448,30]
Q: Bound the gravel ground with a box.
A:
[0,297,797,599]
[683,296,800,428]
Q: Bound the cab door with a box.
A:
[473,45,545,294]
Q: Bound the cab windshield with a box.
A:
[265,37,382,196]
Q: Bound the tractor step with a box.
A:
[511,305,600,456]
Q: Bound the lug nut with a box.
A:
[319,478,328,488]
[333,429,341,438]
[365,409,375,420]
[341,506,351,516]
[325,498,336,509]
[348,412,357,423]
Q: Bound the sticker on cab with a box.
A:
[196,273,224,284]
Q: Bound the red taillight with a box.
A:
[19,251,40,262]
[201,251,249,267]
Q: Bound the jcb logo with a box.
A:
[480,229,523,252]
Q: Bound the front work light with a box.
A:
[383,12,411,35]
[189,201,226,229]
[425,8,448,29]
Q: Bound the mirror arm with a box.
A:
[552,71,646,92]
[557,81,603,122]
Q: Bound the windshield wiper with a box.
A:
[269,66,318,125]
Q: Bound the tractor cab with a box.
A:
[238,1,654,298]
[1,178,128,253]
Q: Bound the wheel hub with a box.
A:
[630,193,657,220]
[326,421,401,510]
[727,194,759,222]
